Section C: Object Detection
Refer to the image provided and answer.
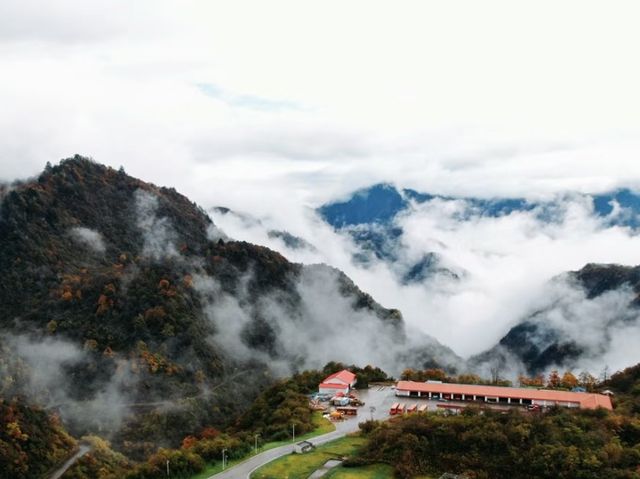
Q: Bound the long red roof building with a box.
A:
[396,380,613,410]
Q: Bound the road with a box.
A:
[49,443,91,479]
[208,385,523,479]
[209,386,397,479]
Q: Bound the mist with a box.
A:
[135,189,180,261]
[70,226,106,254]
[1,334,137,433]
[209,190,640,376]
[193,264,442,377]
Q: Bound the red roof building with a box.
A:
[318,370,357,395]
[396,381,612,410]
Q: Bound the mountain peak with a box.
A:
[318,183,406,227]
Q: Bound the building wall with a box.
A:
[319,386,348,395]
[397,388,588,409]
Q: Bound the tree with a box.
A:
[490,361,503,385]
[547,370,561,389]
[457,373,482,385]
[401,368,417,381]
[578,371,597,391]
[560,371,578,389]
[423,368,447,381]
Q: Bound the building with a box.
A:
[395,381,613,410]
[318,369,357,396]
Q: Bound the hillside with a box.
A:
[474,263,640,375]
[0,157,453,459]
[0,398,77,479]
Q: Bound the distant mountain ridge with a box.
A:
[318,182,640,228]
[473,263,640,375]
[317,183,640,283]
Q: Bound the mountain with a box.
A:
[319,183,640,229]
[473,263,640,375]
[211,206,317,251]
[316,183,540,280]
[317,183,640,282]
[318,183,412,228]
[0,157,456,457]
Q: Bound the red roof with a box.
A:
[396,381,613,410]
[323,370,356,385]
[319,382,349,390]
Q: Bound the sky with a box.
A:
[2,1,640,366]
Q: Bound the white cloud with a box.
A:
[2,0,640,373]
[135,190,179,260]
[211,193,640,373]
[1,0,640,203]
[70,226,106,254]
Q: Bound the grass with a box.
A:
[324,463,395,478]
[251,435,367,479]
[190,411,336,479]
[326,465,434,479]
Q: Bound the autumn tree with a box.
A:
[578,371,597,391]
[423,368,447,381]
[547,370,561,388]
[560,371,578,389]
[401,368,418,381]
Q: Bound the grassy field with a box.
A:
[251,435,366,479]
[324,463,395,478]
[325,464,434,479]
[190,411,336,479]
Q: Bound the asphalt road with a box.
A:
[209,385,528,479]
[49,443,91,479]
[210,386,396,479]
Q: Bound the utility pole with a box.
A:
[254,434,260,455]
[292,423,295,443]
[222,449,227,470]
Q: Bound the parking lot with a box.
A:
[329,385,521,433]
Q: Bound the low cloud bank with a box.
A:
[210,191,640,376]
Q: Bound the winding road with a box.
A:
[48,443,91,479]
[211,418,359,479]
[210,387,396,479]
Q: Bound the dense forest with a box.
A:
[0,399,77,479]
[0,157,411,469]
[350,363,640,478]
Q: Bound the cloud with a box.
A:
[3,334,137,432]
[2,0,640,379]
[0,1,126,44]
[197,83,302,112]
[479,279,640,378]
[210,192,640,376]
[70,226,106,254]
[135,190,179,260]
[192,263,448,376]
[1,0,640,205]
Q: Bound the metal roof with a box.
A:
[323,369,356,384]
[396,380,613,410]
